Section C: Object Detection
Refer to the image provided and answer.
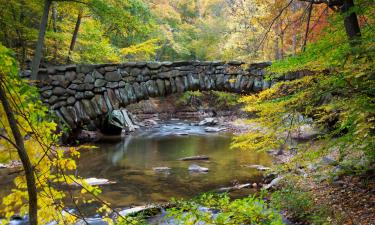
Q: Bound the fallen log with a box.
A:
[179,155,210,161]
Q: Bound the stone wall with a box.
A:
[38,61,305,130]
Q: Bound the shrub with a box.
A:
[166,193,284,225]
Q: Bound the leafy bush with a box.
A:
[271,187,334,225]
[211,91,239,109]
[232,3,375,172]
[176,91,203,107]
[166,193,284,225]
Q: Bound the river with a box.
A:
[76,120,272,211]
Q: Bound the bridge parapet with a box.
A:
[37,61,303,130]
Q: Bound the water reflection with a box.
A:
[77,121,271,208]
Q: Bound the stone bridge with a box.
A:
[38,61,304,131]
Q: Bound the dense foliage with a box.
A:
[233,0,374,174]
[166,193,284,225]
[0,0,329,66]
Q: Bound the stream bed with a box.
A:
[76,120,272,210]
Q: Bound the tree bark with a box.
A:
[302,2,313,51]
[67,10,83,63]
[0,83,38,225]
[341,0,361,44]
[52,2,58,63]
[31,0,52,80]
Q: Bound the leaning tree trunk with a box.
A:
[31,0,52,80]
[302,2,313,51]
[67,10,83,63]
[0,83,38,225]
[341,0,361,44]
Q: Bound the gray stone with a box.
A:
[107,89,120,109]
[94,95,108,114]
[161,61,173,66]
[199,117,218,126]
[228,60,244,65]
[52,87,66,96]
[77,65,93,74]
[76,84,86,91]
[75,92,84,100]
[92,70,104,79]
[118,88,130,105]
[94,79,107,88]
[253,77,263,92]
[72,79,83,84]
[145,80,158,97]
[67,96,76,105]
[119,81,126,88]
[140,82,149,98]
[147,62,161,69]
[68,83,79,90]
[130,68,142,76]
[59,106,75,128]
[164,80,172,94]
[135,62,147,67]
[215,74,224,89]
[66,89,76,95]
[51,101,66,110]
[174,77,185,92]
[67,106,79,123]
[105,71,121,82]
[82,99,96,119]
[93,87,106,93]
[132,82,144,100]
[188,164,209,172]
[84,74,95,83]
[49,95,59,104]
[74,101,90,122]
[124,83,136,103]
[40,86,53,92]
[156,79,166,96]
[106,82,119,89]
[84,83,94,90]
[104,66,117,72]
[84,91,94,98]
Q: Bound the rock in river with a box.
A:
[153,167,171,172]
[204,127,226,133]
[188,164,209,172]
[198,117,218,126]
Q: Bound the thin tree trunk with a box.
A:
[0,83,38,225]
[302,2,313,51]
[31,0,52,80]
[67,10,83,63]
[52,2,58,63]
[341,0,361,44]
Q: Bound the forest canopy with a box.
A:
[1,0,335,67]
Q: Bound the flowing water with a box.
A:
[76,120,272,209]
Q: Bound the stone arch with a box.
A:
[38,61,302,130]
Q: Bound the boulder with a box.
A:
[199,117,218,126]
[188,164,209,172]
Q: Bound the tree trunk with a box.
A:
[67,10,83,63]
[52,2,58,63]
[0,83,38,225]
[341,0,361,44]
[31,0,52,80]
[302,2,313,51]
